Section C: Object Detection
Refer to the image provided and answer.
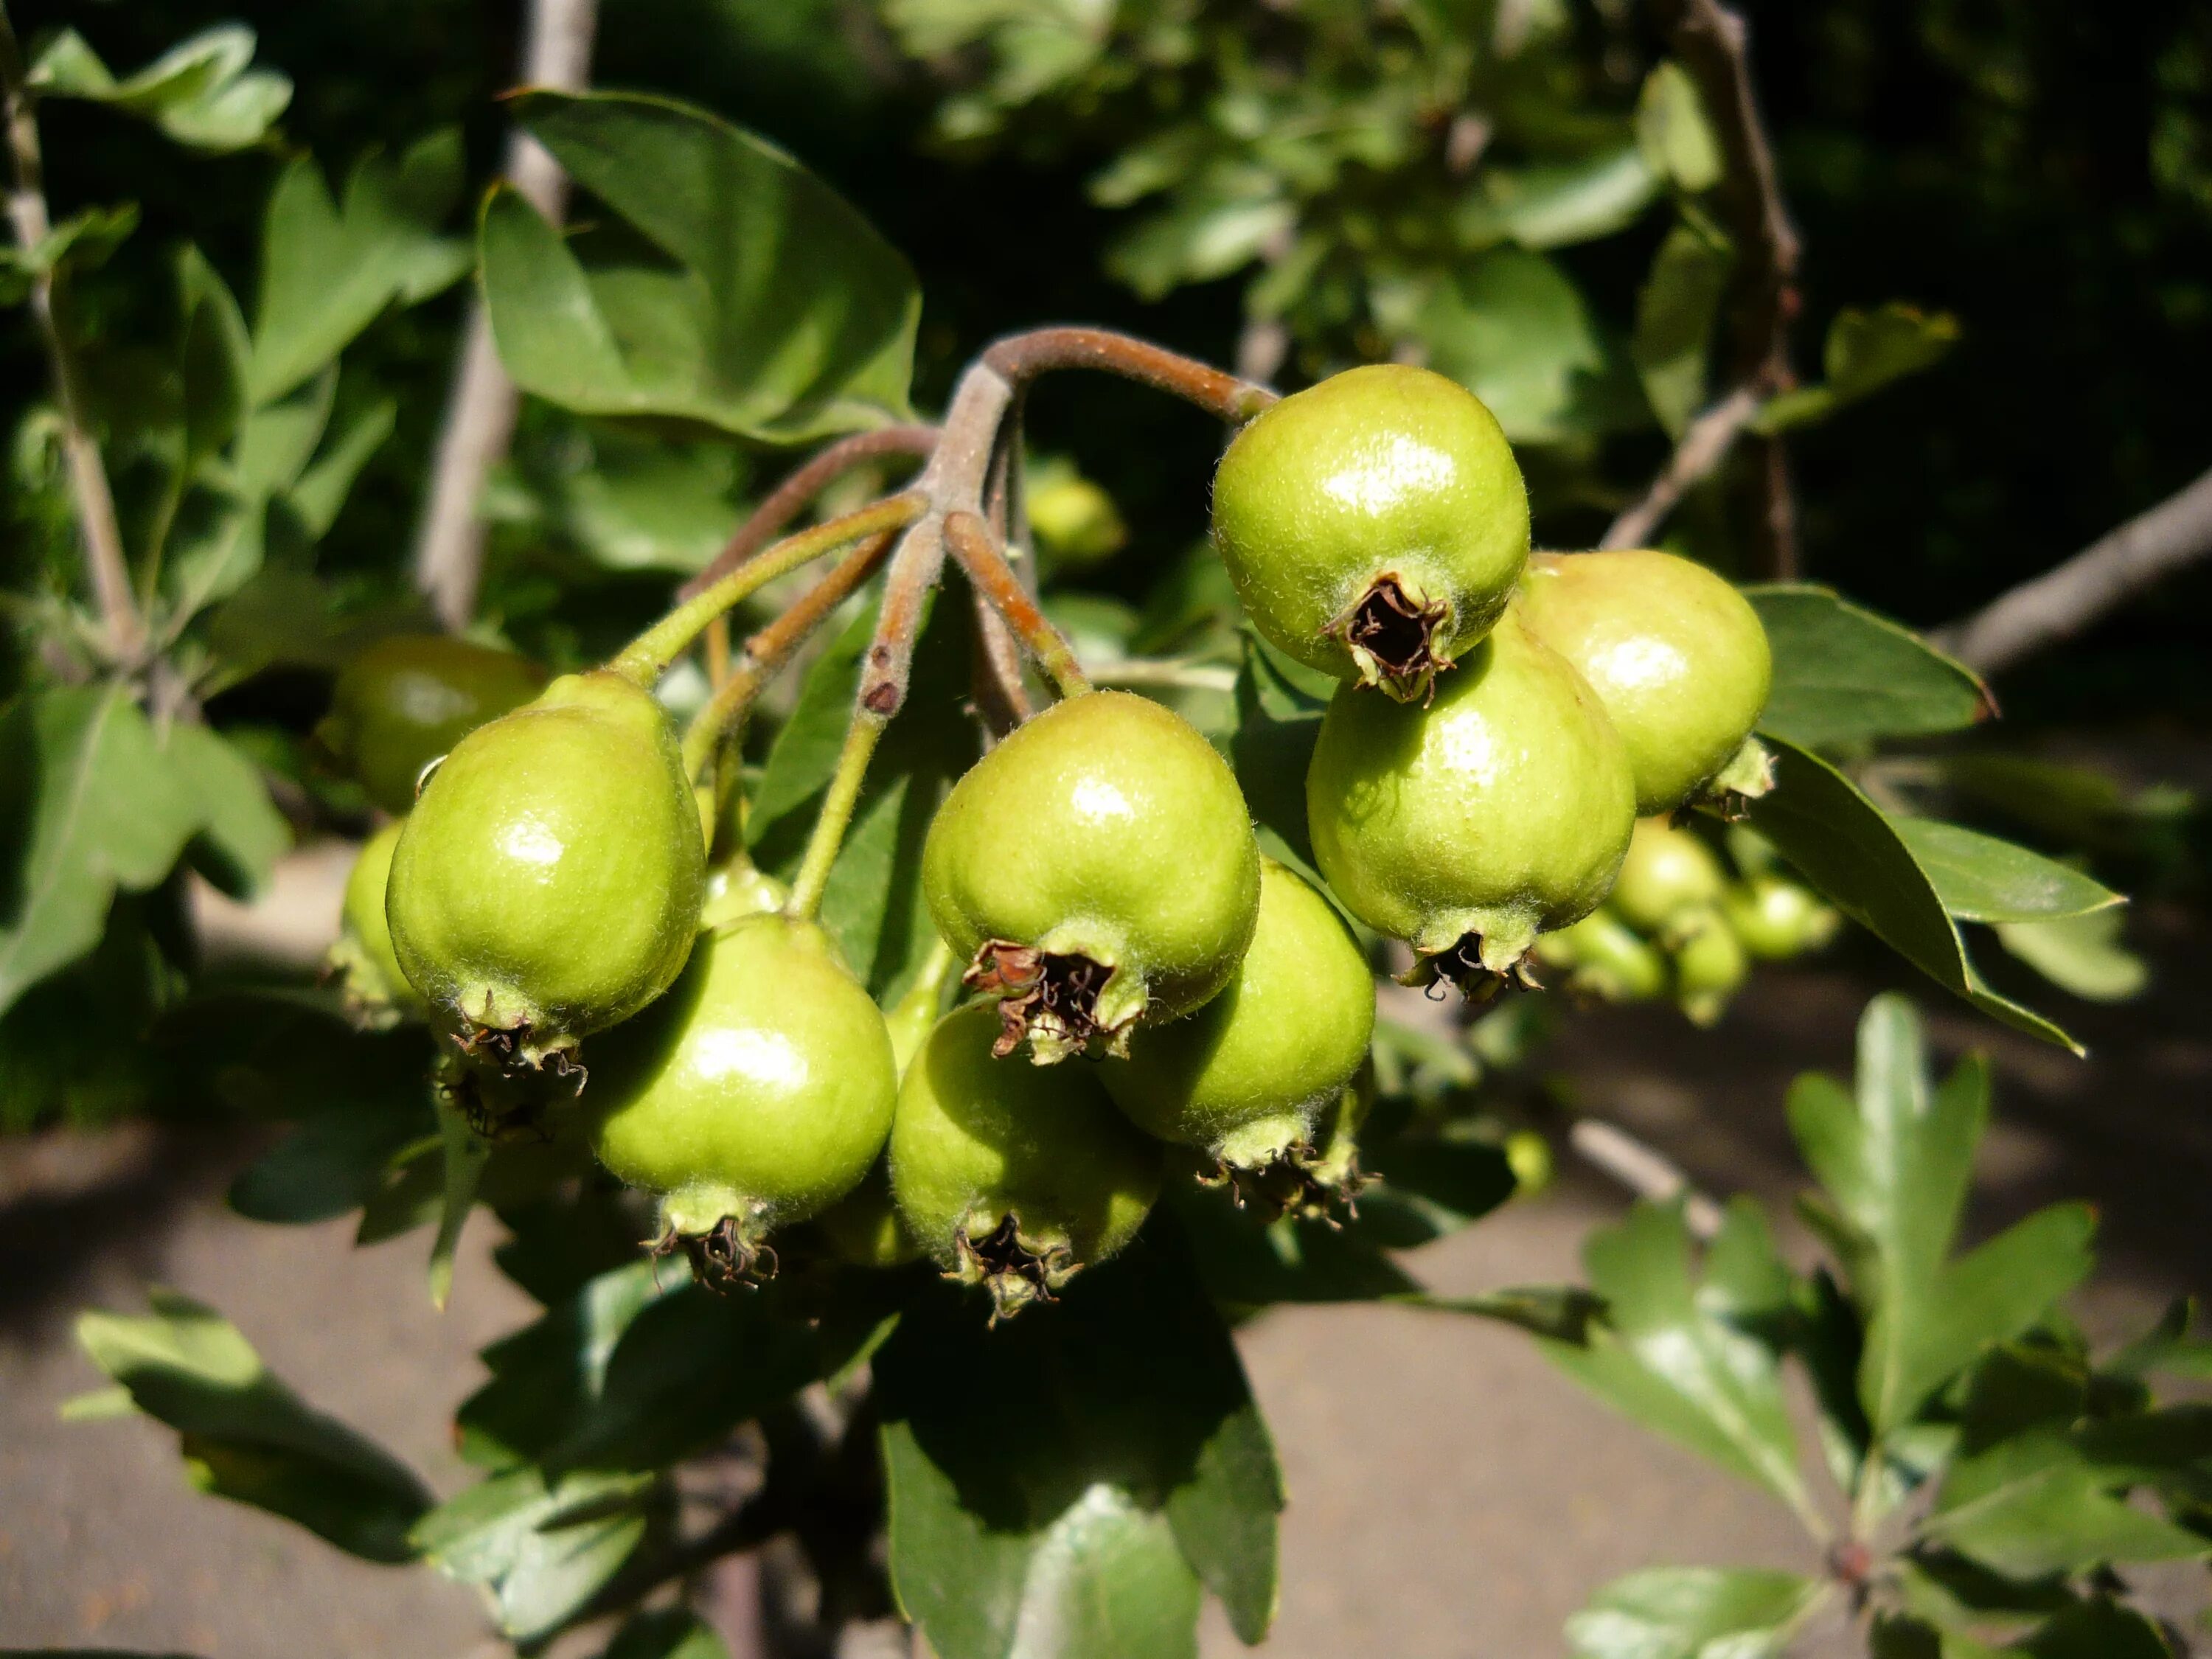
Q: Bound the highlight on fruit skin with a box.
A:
[1211,363,1529,702]
[1725,874,1843,960]
[889,1004,1163,1322]
[921,689,1261,1065]
[316,634,546,816]
[386,669,707,1073]
[327,820,423,1029]
[1102,859,1374,1209]
[1306,606,1635,991]
[588,911,899,1287]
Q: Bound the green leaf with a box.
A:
[1394,1287,1604,1344]
[0,688,204,1018]
[484,89,919,441]
[29,25,291,152]
[177,246,250,470]
[160,483,265,622]
[412,1464,652,1641]
[427,1092,489,1312]
[1920,1461,2207,1579]
[1356,1134,1517,1248]
[1994,911,2148,1004]
[1566,1566,1821,1659]
[600,1609,734,1659]
[164,722,288,897]
[1632,220,1731,436]
[1229,635,1328,873]
[227,1059,437,1225]
[285,395,397,540]
[1636,63,1725,192]
[1745,738,2080,1050]
[2017,1601,2178,1659]
[1169,1183,1419,1305]
[74,1289,431,1560]
[1787,997,2096,1432]
[877,1236,1283,1656]
[1753,304,1961,434]
[1745,586,1989,747]
[1888,821,2121,924]
[1542,1201,1812,1512]
[1466,145,1661,251]
[15,204,142,282]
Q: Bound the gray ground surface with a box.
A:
[4,910,2207,1658]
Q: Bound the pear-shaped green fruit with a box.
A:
[1723,874,1840,960]
[1103,859,1373,1183]
[327,821,422,1028]
[1671,907,1749,1026]
[1610,817,1728,936]
[1515,549,1773,814]
[1532,906,1668,1002]
[699,860,787,931]
[589,912,897,1284]
[318,635,546,815]
[891,1004,1163,1321]
[388,670,706,1069]
[1306,608,1635,987]
[1211,364,1529,700]
[922,690,1260,1062]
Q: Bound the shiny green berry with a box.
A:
[387,670,706,1070]
[589,913,897,1284]
[1102,859,1373,1180]
[1724,875,1842,960]
[1306,607,1635,988]
[890,1004,1162,1321]
[1610,817,1728,937]
[326,821,423,1028]
[1532,906,1668,1002]
[1211,364,1529,701]
[922,690,1260,1063]
[1672,907,1749,1026]
[318,635,546,815]
[1515,549,1773,815]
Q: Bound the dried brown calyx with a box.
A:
[963,940,1124,1062]
[1399,932,1543,1001]
[1328,575,1453,702]
[1698,736,1776,821]
[434,1045,577,1143]
[1200,1144,1373,1227]
[653,1215,779,1293]
[953,1213,1074,1324]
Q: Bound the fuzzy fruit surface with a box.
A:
[1610,817,1728,936]
[1211,364,1528,698]
[890,1004,1161,1309]
[319,635,546,815]
[1725,875,1840,960]
[328,821,422,1024]
[1533,905,1666,1002]
[1306,608,1634,975]
[387,670,706,1063]
[590,913,897,1238]
[1103,859,1374,1167]
[922,690,1260,1057]
[1516,549,1771,815]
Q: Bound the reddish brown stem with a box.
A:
[943,512,1091,698]
[981,327,1276,425]
[679,425,937,603]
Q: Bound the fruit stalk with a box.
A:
[980,326,1277,425]
[609,491,926,686]
[943,510,1091,698]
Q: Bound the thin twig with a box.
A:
[1,5,142,662]
[678,425,938,602]
[1933,462,2212,675]
[942,512,1091,698]
[1601,386,1761,549]
[981,326,1277,424]
[409,0,598,630]
[1568,1119,1725,1240]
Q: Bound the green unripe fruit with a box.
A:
[809,1161,924,1270]
[1610,817,1728,937]
[1723,875,1841,961]
[922,690,1261,1063]
[1026,464,1127,567]
[1306,608,1635,987]
[387,670,706,1069]
[327,821,422,1028]
[699,861,787,931]
[1532,906,1668,1003]
[1672,907,1749,1026]
[1515,549,1773,815]
[318,636,546,815]
[589,913,897,1284]
[1211,364,1529,701]
[891,1004,1163,1321]
[1505,1129,1554,1197]
[1103,860,1373,1179]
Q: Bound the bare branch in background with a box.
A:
[1601,385,1760,549]
[0,5,143,663]
[1568,1119,1725,1240]
[1933,462,2212,675]
[409,0,598,631]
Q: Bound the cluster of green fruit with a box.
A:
[322,364,1778,1319]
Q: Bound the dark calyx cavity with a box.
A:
[956,1214,1071,1325]
[1202,1144,1371,1226]
[656,1215,778,1293]
[1400,933,1541,1001]
[964,940,1113,1060]
[1331,575,1451,701]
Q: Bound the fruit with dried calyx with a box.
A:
[327,821,422,1028]
[588,912,898,1286]
[1102,859,1374,1205]
[1306,607,1635,990]
[1514,549,1773,814]
[317,635,546,815]
[922,689,1261,1063]
[1609,817,1728,937]
[1724,874,1841,960]
[386,670,706,1071]
[890,1004,1162,1321]
[1211,364,1529,701]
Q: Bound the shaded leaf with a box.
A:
[1169,1181,1418,1305]
[1632,220,1731,436]
[164,722,288,899]
[29,24,291,152]
[1567,1566,1820,1659]
[412,1464,653,1641]
[1754,305,1961,434]
[1994,911,2148,1004]
[176,246,248,467]
[1920,1461,2206,1579]
[1889,821,2121,924]
[600,1609,734,1659]
[1229,634,1328,874]
[1746,586,1989,748]
[1466,146,1660,252]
